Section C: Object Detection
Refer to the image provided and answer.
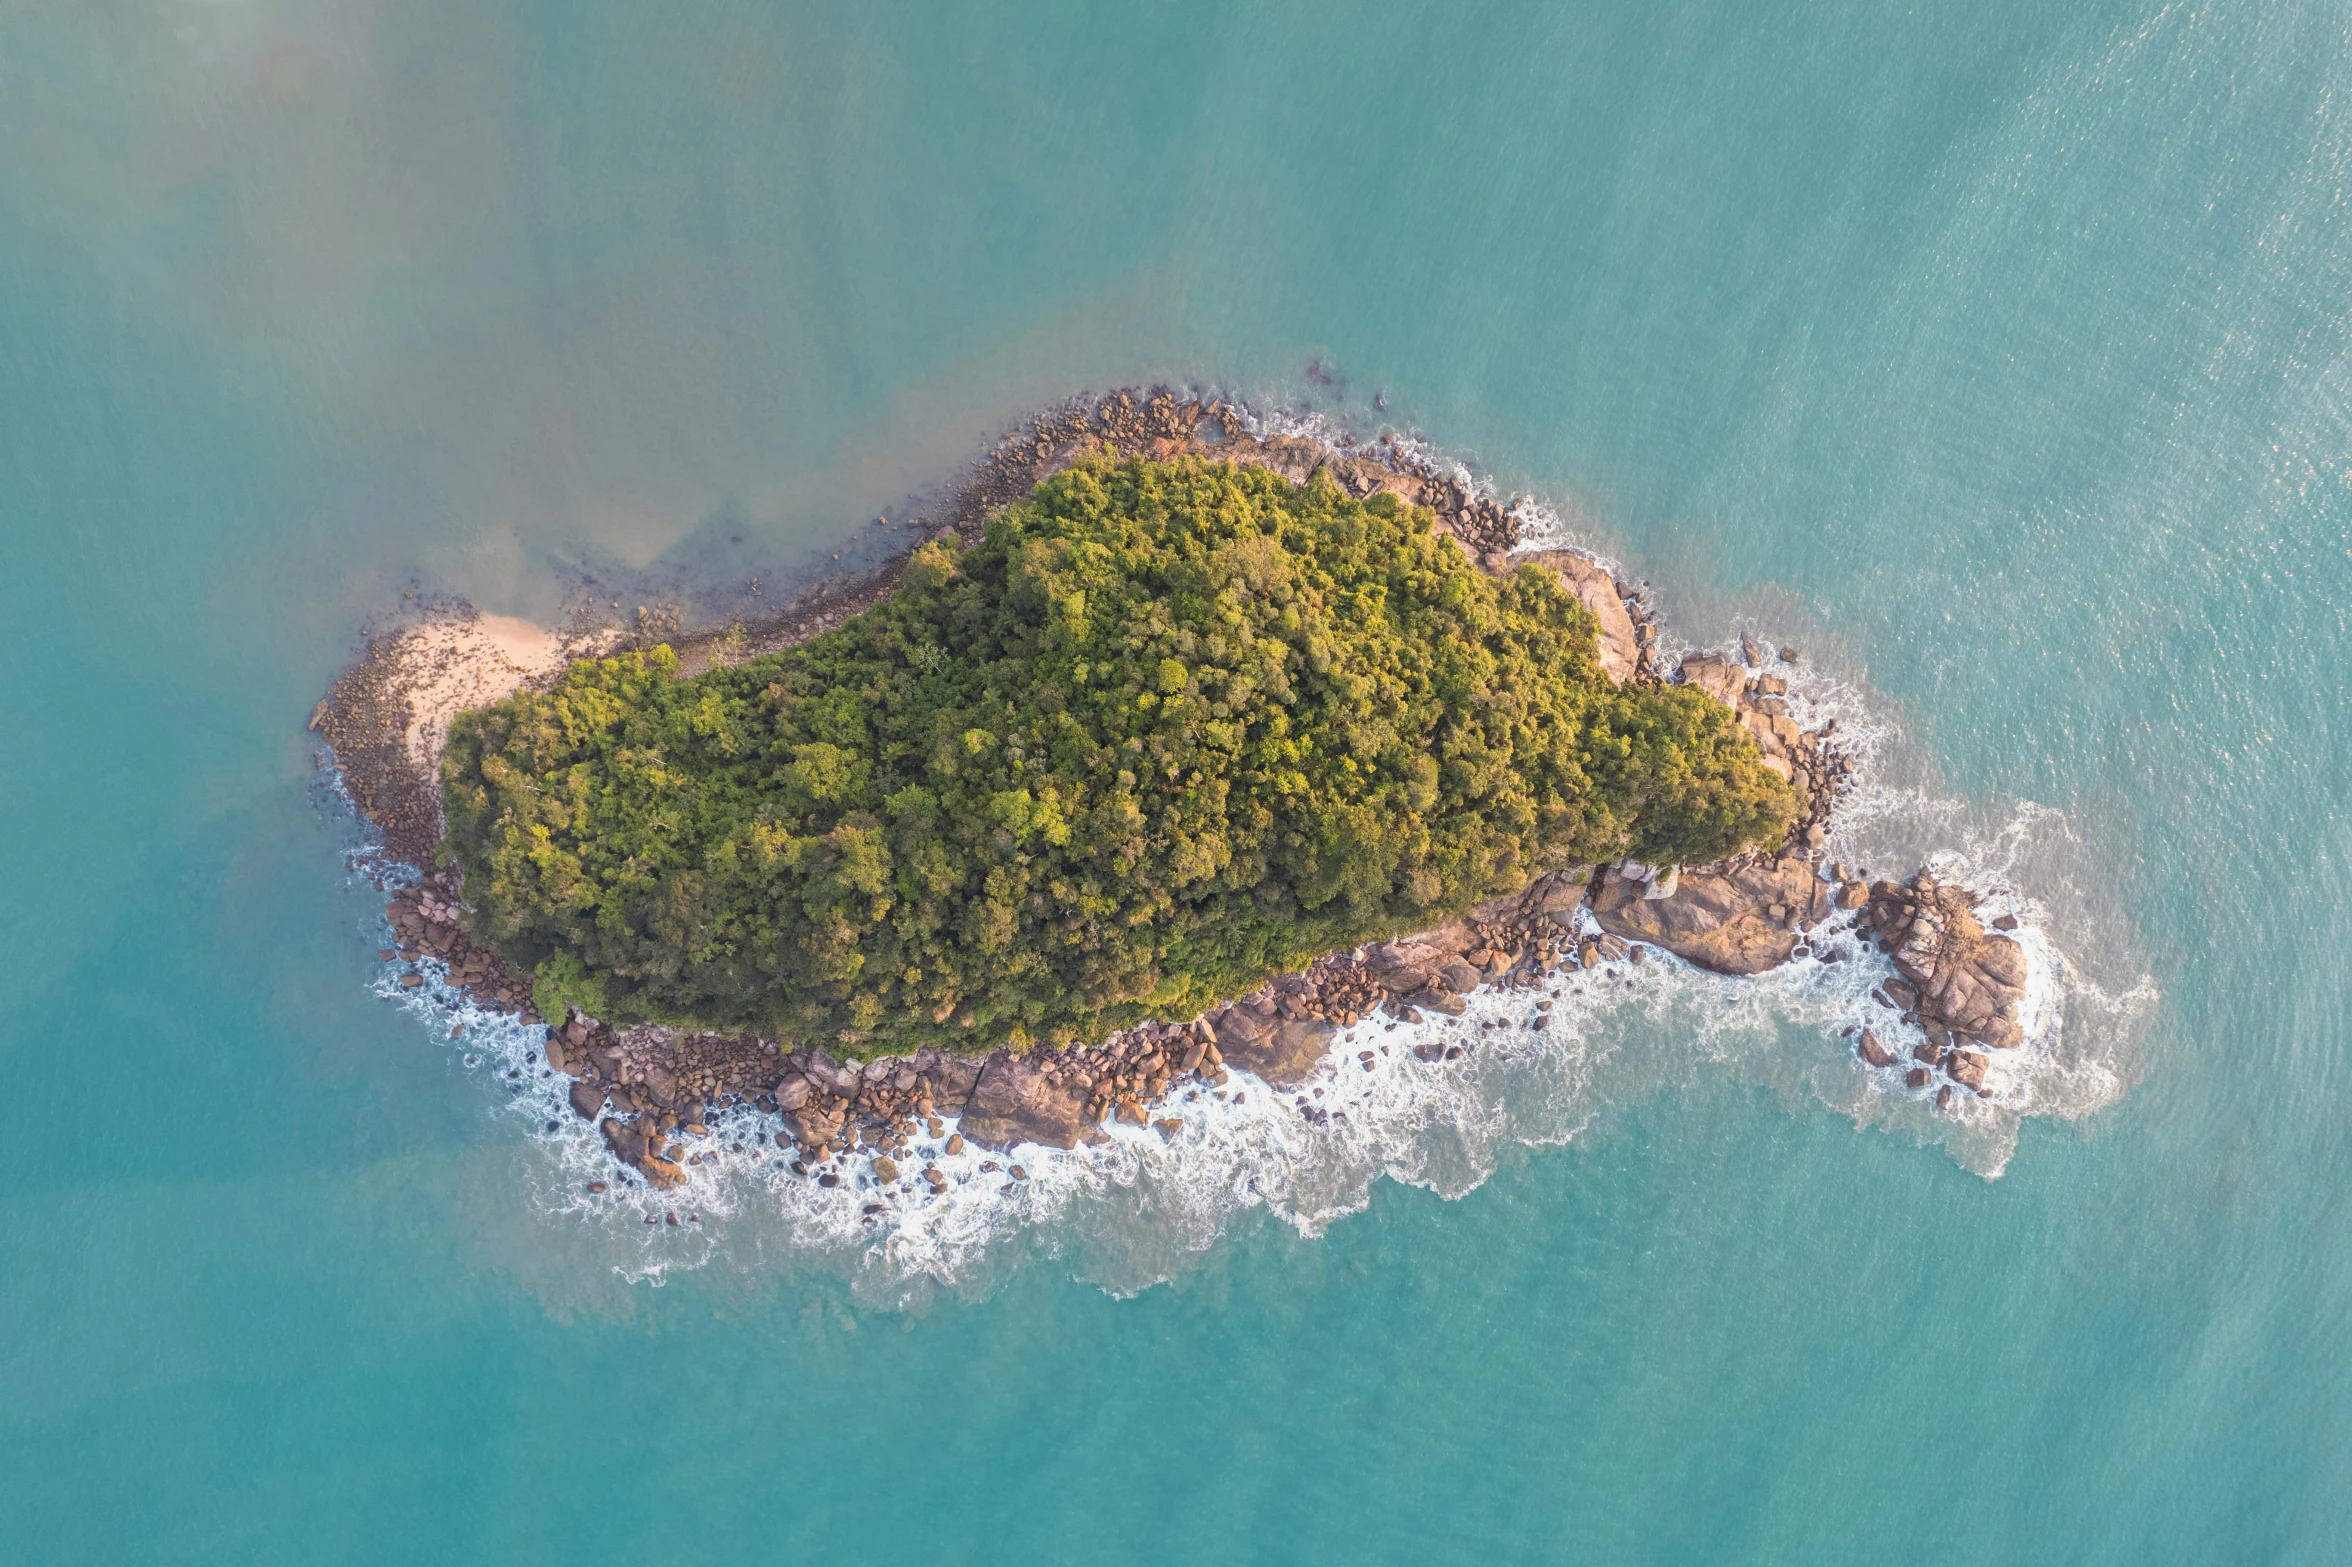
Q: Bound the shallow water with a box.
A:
[5,1,2349,1560]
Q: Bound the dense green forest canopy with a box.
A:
[442,455,1797,1053]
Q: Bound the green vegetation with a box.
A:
[443,455,1797,1053]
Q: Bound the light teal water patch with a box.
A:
[2,1,2348,1561]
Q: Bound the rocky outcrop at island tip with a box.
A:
[1862,872,2029,1054]
[334,386,2035,1199]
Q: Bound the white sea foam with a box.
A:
[355,805,2148,1306]
[321,419,2157,1304]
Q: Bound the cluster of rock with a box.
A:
[315,630,482,867]
[1677,639,1851,835]
[529,869,1632,1191]
[1848,871,2029,1109]
[537,1006,1235,1190]
[493,836,2036,1195]
[1216,871,1605,1042]
[381,874,539,1017]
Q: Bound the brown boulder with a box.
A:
[1213,1003,1273,1050]
[1219,1018,1338,1090]
[1678,653,1748,708]
[1362,946,1438,995]
[958,1052,1094,1152]
[1590,860,1827,976]
[783,1103,844,1147]
[599,1117,643,1164]
[567,1080,606,1121]
[1856,1030,1895,1068]
[1948,1050,1991,1092]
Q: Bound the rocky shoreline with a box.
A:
[327,388,2031,1197]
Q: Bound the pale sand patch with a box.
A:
[391,613,617,779]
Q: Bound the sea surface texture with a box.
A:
[2,2,2345,1561]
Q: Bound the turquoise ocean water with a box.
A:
[4,1,2347,1559]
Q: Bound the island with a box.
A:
[315,390,2030,1193]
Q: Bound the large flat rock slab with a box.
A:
[957,1052,1093,1151]
[1590,859,1828,975]
[1217,1017,1338,1091]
